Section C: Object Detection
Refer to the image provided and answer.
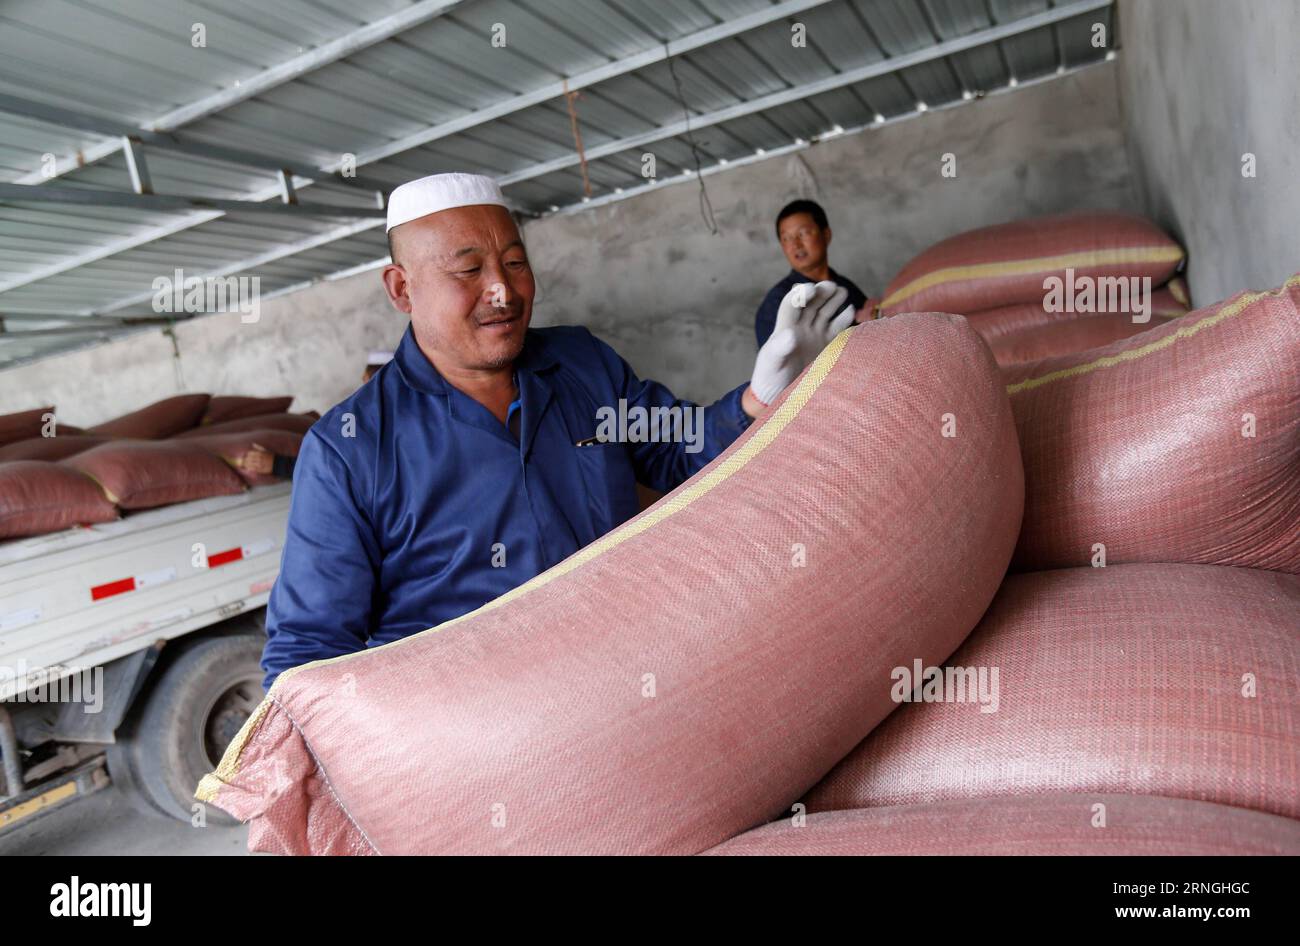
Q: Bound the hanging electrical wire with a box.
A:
[562,78,593,200]
[665,45,719,236]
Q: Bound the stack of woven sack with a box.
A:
[721,272,1300,855]
[198,272,1299,856]
[0,394,316,540]
[875,211,1192,367]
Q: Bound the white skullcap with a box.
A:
[385,172,507,232]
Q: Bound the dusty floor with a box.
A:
[0,781,248,856]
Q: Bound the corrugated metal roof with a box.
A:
[0,0,1115,365]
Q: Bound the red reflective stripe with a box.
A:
[91,577,136,601]
[208,547,243,568]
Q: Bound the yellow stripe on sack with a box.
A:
[1006,273,1300,396]
[202,328,854,792]
[1167,277,1190,307]
[195,696,272,803]
[882,246,1186,309]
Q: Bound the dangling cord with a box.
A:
[665,45,719,236]
[562,79,592,200]
[161,320,186,390]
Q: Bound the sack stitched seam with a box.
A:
[266,693,383,856]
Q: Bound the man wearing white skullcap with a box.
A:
[262,171,853,688]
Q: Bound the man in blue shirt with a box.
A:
[261,173,855,689]
[755,199,870,348]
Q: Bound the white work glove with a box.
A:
[749,280,857,405]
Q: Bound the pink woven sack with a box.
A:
[198,313,1024,855]
[0,461,118,539]
[707,794,1300,856]
[986,311,1182,366]
[202,395,294,426]
[88,393,210,439]
[879,211,1184,316]
[966,285,1188,344]
[805,563,1300,819]
[173,412,317,438]
[63,440,246,509]
[0,406,55,447]
[0,434,111,463]
[1007,274,1300,573]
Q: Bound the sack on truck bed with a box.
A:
[0,406,55,448]
[804,564,1300,820]
[706,794,1300,856]
[88,393,211,439]
[63,441,246,509]
[878,211,1185,317]
[173,411,317,439]
[202,395,294,426]
[0,434,111,463]
[197,313,1025,855]
[0,461,118,539]
[183,429,303,486]
[1007,274,1300,573]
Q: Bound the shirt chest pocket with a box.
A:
[572,439,639,530]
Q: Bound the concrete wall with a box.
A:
[1,61,1135,422]
[1117,0,1300,306]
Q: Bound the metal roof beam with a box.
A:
[0,182,385,218]
[0,324,138,339]
[500,0,1114,186]
[146,0,472,131]
[95,218,386,315]
[11,0,469,186]
[546,58,1110,217]
[0,206,245,294]
[350,0,839,168]
[0,312,165,325]
[121,137,153,194]
[0,92,393,194]
[0,0,834,293]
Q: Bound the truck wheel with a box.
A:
[107,631,264,825]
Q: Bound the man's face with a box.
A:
[382,204,535,372]
[778,212,830,273]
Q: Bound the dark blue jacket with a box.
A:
[755,268,869,348]
[261,323,752,689]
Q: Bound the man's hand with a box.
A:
[237,445,275,476]
[748,281,856,407]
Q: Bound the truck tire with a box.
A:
[107,630,264,825]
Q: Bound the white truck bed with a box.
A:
[0,483,291,700]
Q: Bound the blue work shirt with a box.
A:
[755,268,869,348]
[261,323,753,689]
